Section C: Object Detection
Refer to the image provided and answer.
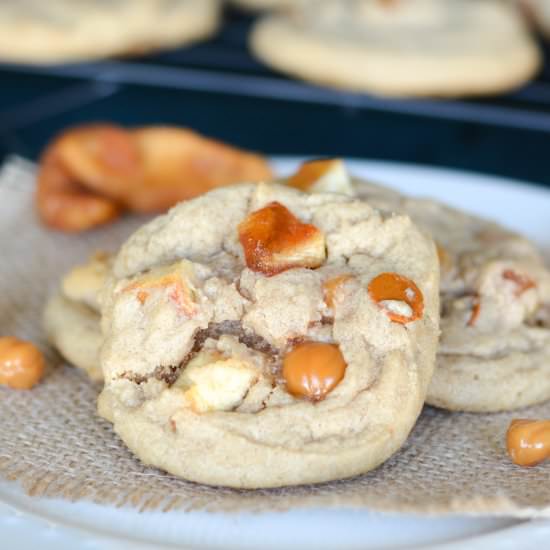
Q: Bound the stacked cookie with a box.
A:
[44,159,550,487]
[44,252,110,382]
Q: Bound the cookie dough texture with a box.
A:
[98,183,439,488]
[354,180,550,412]
[0,0,220,64]
[43,253,111,381]
[251,0,540,97]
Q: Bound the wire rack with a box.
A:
[0,7,549,184]
[3,8,550,131]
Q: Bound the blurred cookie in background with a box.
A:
[521,0,550,38]
[251,0,541,97]
[230,0,300,11]
[0,0,221,64]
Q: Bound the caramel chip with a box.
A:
[282,341,347,401]
[368,272,424,324]
[507,419,550,467]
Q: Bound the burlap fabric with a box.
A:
[1,157,549,517]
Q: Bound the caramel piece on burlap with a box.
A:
[1,157,550,516]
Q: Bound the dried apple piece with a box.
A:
[502,269,536,297]
[123,262,197,317]
[467,295,481,327]
[368,272,424,324]
[323,274,353,309]
[238,201,326,276]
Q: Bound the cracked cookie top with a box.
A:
[100,182,438,450]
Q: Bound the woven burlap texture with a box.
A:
[1,157,549,517]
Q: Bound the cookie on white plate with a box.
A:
[98,182,439,488]
[251,0,541,97]
[288,158,550,412]
[0,0,220,64]
[43,252,112,381]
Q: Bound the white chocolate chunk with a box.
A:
[175,351,259,413]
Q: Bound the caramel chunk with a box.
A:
[368,272,424,324]
[506,419,550,467]
[238,201,326,276]
[0,337,45,390]
[282,341,347,401]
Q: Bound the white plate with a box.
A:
[2,158,550,550]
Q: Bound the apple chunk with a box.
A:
[122,260,197,317]
[238,201,326,276]
[286,159,353,196]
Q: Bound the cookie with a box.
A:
[43,293,103,382]
[251,0,541,97]
[341,168,550,412]
[61,251,112,312]
[43,252,112,381]
[0,0,220,64]
[521,0,550,37]
[97,182,439,488]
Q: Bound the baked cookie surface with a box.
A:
[251,0,540,97]
[352,177,550,412]
[98,182,439,488]
[43,293,103,381]
[0,0,220,64]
